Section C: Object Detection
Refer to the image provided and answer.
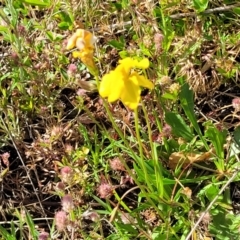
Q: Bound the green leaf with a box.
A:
[204,122,227,159]
[179,84,208,149]
[192,0,208,13]
[165,112,194,141]
[162,92,178,101]
[0,26,8,32]
[209,206,237,239]
[229,141,240,158]
[22,0,50,7]
[119,50,129,59]
[233,7,240,15]
[121,0,129,8]
[58,22,71,30]
[233,126,240,148]
[92,196,112,212]
[56,11,73,30]
[116,223,138,235]
[152,231,167,240]
[108,39,124,50]
[0,225,16,240]
[108,37,125,50]
[25,211,39,238]
[111,2,122,10]
[139,43,151,57]
[205,184,219,201]
[46,31,54,41]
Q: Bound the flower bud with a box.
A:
[154,32,164,53]
[38,231,49,240]
[169,83,180,94]
[61,194,74,212]
[67,63,77,77]
[60,166,73,183]
[97,183,114,199]
[1,152,10,166]
[55,182,65,191]
[82,210,100,222]
[109,158,125,171]
[55,211,68,231]
[64,143,73,154]
[76,88,87,96]
[232,98,240,112]
[162,124,172,137]
[18,25,26,35]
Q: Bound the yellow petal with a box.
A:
[108,76,124,102]
[120,79,141,109]
[80,53,95,68]
[119,58,149,70]
[135,58,149,69]
[84,30,96,46]
[99,73,112,97]
[76,29,96,49]
[75,33,95,51]
[99,71,122,103]
[75,29,84,38]
[76,38,85,50]
[130,72,154,89]
[66,33,78,50]
[72,51,82,58]
[118,57,134,66]
[116,58,133,74]
[67,29,95,50]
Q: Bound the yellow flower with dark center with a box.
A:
[99,58,154,109]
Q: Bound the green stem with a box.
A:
[134,108,153,192]
[142,103,164,198]
[94,91,164,220]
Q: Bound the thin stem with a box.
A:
[142,102,164,197]
[134,108,153,192]
[98,97,164,219]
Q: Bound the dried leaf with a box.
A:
[169,150,213,169]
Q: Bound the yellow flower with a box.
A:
[66,29,97,74]
[73,50,95,71]
[66,29,95,52]
[99,58,154,109]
